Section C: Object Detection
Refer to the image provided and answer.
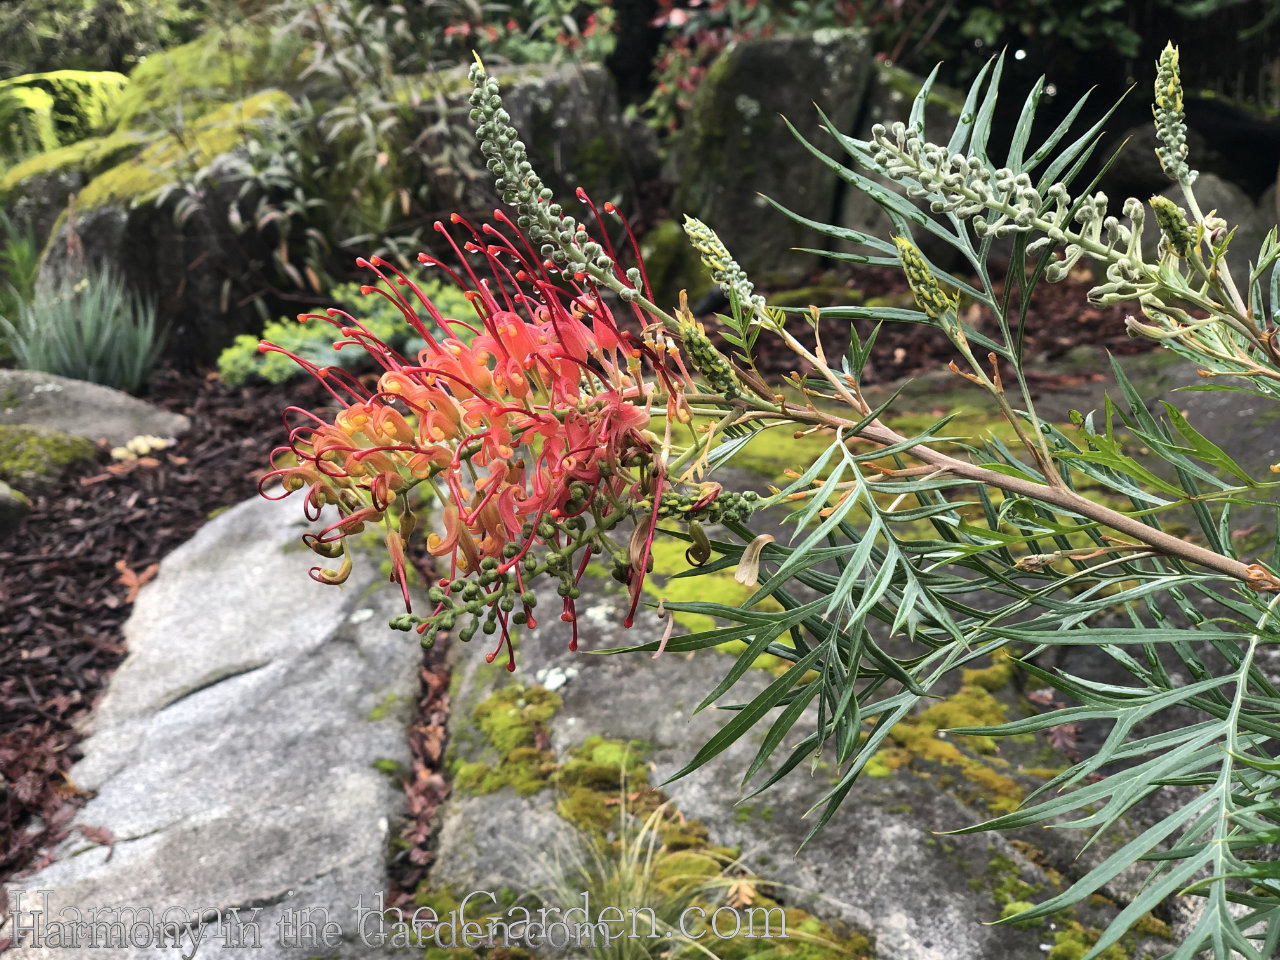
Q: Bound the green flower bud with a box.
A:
[893,237,955,320]
[1149,195,1195,257]
[1152,43,1197,184]
[682,216,765,315]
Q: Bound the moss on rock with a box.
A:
[0,128,152,204]
[450,684,562,797]
[110,26,294,131]
[554,736,653,835]
[441,700,874,957]
[0,71,128,160]
[864,656,1029,814]
[0,85,59,159]
[76,90,292,211]
[1046,920,1130,960]
[0,425,97,493]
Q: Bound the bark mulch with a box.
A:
[0,369,448,899]
[0,262,1149,903]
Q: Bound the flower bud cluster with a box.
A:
[605,490,759,583]
[1153,42,1197,185]
[644,488,759,525]
[870,121,1159,304]
[870,123,1047,239]
[1148,195,1195,257]
[682,216,766,317]
[892,237,954,319]
[679,311,742,398]
[469,62,611,276]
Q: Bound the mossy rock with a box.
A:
[110,26,297,132]
[0,128,153,203]
[29,89,296,371]
[0,85,58,161]
[0,479,31,533]
[0,71,128,162]
[76,90,292,212]
[0,425,97,494]
[0,128,154,246]
[671,29,873,284]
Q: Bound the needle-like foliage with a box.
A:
[601,45,1280,960]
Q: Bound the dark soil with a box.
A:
[0,263,1148,895]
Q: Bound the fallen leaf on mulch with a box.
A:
[115,560,160,603]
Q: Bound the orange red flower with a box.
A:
[261,205,695,668]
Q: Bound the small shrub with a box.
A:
[0,266,165,392]
[216,279,474,387]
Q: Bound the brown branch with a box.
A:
[763,402,1280,592]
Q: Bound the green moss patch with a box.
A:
[0,425,97,493]
[0,85,58,160]
[450,684,562,797]
[0,71,128,160]
[110,26,295,131]
[554,735,654,835]
[1045,920,1130,960]
[864,654,1030,814]
[0,128,153,203]
[437,698,873,957]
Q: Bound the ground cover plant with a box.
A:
[257,43,1276,959]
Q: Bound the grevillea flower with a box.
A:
[261,60,761,669]
[259,200,733,669]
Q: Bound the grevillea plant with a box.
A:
[264,47,1280,957]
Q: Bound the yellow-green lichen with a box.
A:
[1046,921,1130,960]
[706,899,875,960]
[999,900,1041,927]
[368,691,404,722]
[371,757,406,777]
[476,684,560,753]
[961,648,1016,691]
[0,86,59,159]
[0,425,97,493]
[987,853,1043,910]
[554,736,654,836]
[0,70,129,160]
[1132,912,1173,941]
